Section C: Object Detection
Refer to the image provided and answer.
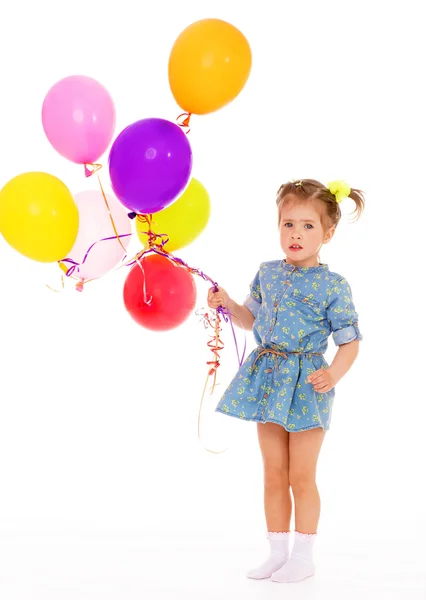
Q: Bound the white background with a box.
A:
[0,0,425,598]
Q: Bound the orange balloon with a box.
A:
[168,18,252,115]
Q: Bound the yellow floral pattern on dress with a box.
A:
[215,260,362,432]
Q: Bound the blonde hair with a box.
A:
[276,179,365,228]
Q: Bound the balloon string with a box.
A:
[59,232,133,275]
[45,274,65,293]
[223,308,247,367]
[136,214,170,252]
[84,163,128,255]
[198,376,227,455]
[130,214,219,288]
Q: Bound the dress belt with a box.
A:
[252,347,323,370]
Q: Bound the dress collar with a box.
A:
[282,260,329,274]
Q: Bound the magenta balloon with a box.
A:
[42,75,116,164]
[108,118,193,214]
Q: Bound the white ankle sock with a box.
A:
[270,531,316,583]
[247,532,290,580]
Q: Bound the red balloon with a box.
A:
[123,253,197,331]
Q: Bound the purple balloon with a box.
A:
[108,118,193,214]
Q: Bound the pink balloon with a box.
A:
[42,75,116,164]
[61,190,132,281]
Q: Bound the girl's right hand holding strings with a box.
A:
[207,286,255,331]
[207,286,230,310]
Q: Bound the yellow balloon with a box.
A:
[0,172,79,262]
[168,18,252,115]
[137,178,210,252]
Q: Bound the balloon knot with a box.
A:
[76,281,84,292]
[176,112,192,134]
[128,212,137,219]
[84,163,102,178]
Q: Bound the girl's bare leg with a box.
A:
[271,427,326,584]
[247,423,292,580]
[258,422,292,531]
[289,428,325,534]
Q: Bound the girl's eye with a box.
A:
[283,222,292,227]
[305,224,314,229]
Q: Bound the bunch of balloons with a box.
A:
[0,18,251,332]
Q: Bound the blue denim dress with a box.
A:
[215,260,362,432]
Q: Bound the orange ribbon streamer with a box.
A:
[197,310,227,455]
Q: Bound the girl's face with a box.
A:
[279,198,334,267]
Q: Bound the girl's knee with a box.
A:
[264,463,290,490]
[289,470,317,495]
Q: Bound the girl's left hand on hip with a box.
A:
[307,369,335,393]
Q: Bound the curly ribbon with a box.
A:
[176,112,192,134]
[136,214,170,252]
[198,310,226,454]
[59,231,133,275]
[134,214,247,453]
[197,308,246,454]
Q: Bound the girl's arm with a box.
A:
[227,299,255,331]
[328,340,360,385]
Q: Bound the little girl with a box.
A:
[207,179,364,584]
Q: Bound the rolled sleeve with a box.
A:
[243,269,262,319]
[327,277,362,346]
[332,323,362,345]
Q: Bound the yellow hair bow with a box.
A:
[327,180,351,203]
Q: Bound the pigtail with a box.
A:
[348,188,365,221]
